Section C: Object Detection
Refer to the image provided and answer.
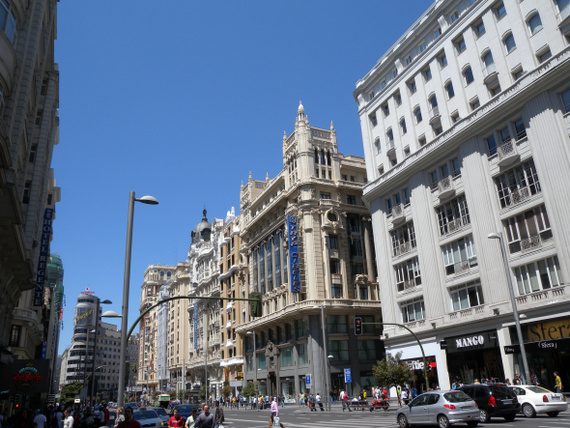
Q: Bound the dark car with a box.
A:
[458,383,519,422]
[172,405,200,419]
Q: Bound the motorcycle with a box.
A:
[369,397,390,411]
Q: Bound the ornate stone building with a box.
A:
[237,103,381,400]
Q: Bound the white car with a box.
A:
[510,385,568,418]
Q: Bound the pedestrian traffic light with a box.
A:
[250,292,262,317]
[354,317,363,335]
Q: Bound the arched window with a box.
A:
[483,51,495,74]
[528,12,543,35]
[414,106,423,123]
[463,66,474,85]
[503,33,516,54]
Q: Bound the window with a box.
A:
[369,113,377,127]
[495,160,541,208]
[434,27,442,38]
[369,91,375,100]
[381,103,390,117]
[429,95,439,117]
[503,204,552,253]
[357,340,378,360]
[374,138,381,154]
[436,194,470,235]
[449,11,459,23]
[515,256,562,295]
[499,126,510,143]
[489,81,501,96]
[474,20,486,37]
[528,13,543,35]
[470,97,480,111]
[494,2,507,20]
[423,66,432,82]
[347,195,356,205]
[326,315,347,333]
[451,111,460,123]
[483,51,495,75]
[561,89,570,114]
[320,192,331,199]
[556,0,570,19]
[407,79,417,94]
[538,48,552,63]
[295,319,307,337]
[504,34,516,54]
[452,158,461,177]
[450,282,484,311]
[394,91,402,106]
[9,325,21,347]
[328,340,349,361]
[486,135,497,155]
[395,257,422,291]
[405,55,412,65]
[420,41,427,52]
[23,181,32,204]
[29,144,38,163]
[387,128,394,144]
[445,81,455,99]
[380,80,386,89]
[455,36,467,54]
[297,342,308,364]
[463,66,474,85]
[400,118,407,135]
[279,346,294,367]
[512,65,524,80]
[442,235,477,275]
[414,106,423,124]
[438,51,448,68]
[514,118,526,139]
[331,283,343,298]
[419,135,426,146]
[391,221,416,257]
[401,298,426,323]
[0,0,16,43]
[328,234,339,250]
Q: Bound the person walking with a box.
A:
[193,405,214,428]
[168,409,184,428]
[270,397,278,418]
[342,392,351,412]
[116,408,141,428]
[113,408,124,428]
[554,372,563,392]
[33,410,47,428]
[213,401,224,428]
[315,394,324,411]
[62,410,74,428]
[185,408,197,428]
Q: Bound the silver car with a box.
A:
[132,409,164,428]
[397,390,480,428]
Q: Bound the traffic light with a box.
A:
[354,317,363,335]
[250,292,262,317]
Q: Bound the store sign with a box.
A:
[287,216,301,293]
[445,330,497,353]
[0,360,50,394]
[33,209,53,306]
[527,319,570,341]
[305,374,311,388]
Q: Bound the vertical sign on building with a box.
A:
[287,215,301,293]
[34,208,54,306]
[193,303,199,349]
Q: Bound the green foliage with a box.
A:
[176,390,186,400]
[60,382,83,405]
[221,385,232,398]
[199,385,207,400]
[241,382,256,398]
[372,352,413,388]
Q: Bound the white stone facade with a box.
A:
[355,0,570,390]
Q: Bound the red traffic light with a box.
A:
[354,317,363,335]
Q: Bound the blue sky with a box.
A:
[54,0,433,353]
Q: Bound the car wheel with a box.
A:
[438,414,450,428]
[522,403,536,418]
[504,414,516,422]
[467,422,479,428]
[398,414,409,428]
[479,409,490,423]
[546,412,559,417]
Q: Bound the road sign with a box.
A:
[305,374,312,389]
[255,381,260,391]
[344,368,352,383]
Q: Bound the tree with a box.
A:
[60,382,83,405]
[372,352,413,388]
[221,385,232,399]
[241,382,256,399]
[199,385,207,400]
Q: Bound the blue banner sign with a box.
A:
[344,368,352,383]
[287,215,301,293]
[34,209,54,306]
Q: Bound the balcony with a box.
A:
[397,278,419,292]
[483,63,498,85]
[507,187,531,207]
[391,203,405,226]
[443,218,465,236]
[394,241,412,257]
[386,140,396,155]
[521,235,542,253]
[437,176,455,200]
[446,259,476,276]
[429,106,441,125]
[497,140,520,167]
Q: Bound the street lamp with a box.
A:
[246,331,258,410]
[488,232,531,383]
[313,305,331,411]
[118,192,159,408]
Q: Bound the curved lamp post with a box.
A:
[313,305,331,411]
[117,192,159,408]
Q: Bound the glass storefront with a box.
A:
[280,377,295,402]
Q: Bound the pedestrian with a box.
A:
[280,395,285,408]
[213,401,224,428]
[62,410,74,428]
[168,408,184,428]
[402,388,409,405]
[193,405,214,428]
[113,408,124,428]
[33,410,47,428]
[116,407,141,428]
[396,386,402,406]
[270,397,278,418]
[531,374,540,386]
[342,392,351,412]
[268,414,285,428]
[554,371,563,392]
[185,408,197,428]
[102,405,110,426]
[316,393,324,411]
[308,394,316,412]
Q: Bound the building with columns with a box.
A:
[355,0,570,390]
[237,102,381,401]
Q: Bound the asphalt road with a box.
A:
[214,402,570,428]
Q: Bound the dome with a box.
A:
[191,209,212,244]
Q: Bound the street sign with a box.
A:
[254,381,260,392]
[305,374,312,389]
[344,368,352,383]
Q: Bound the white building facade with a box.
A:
[355,0,570,390]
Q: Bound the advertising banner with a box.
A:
[287,215,301,293]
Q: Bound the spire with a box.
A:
[266,172,269,181]
[330,121,335,133]
[297,100,306,121]
[249,171,252,181]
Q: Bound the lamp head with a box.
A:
[487,233,501,240]
[136,195,159,205]
[101,310,122,318]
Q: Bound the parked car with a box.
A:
[510,384,568,417]
[132,409,163,428]
[396,390,479,428]
[172,405,200,419]
[151,407,169,425]
[124,403,139,410]
[458,383,519,422]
